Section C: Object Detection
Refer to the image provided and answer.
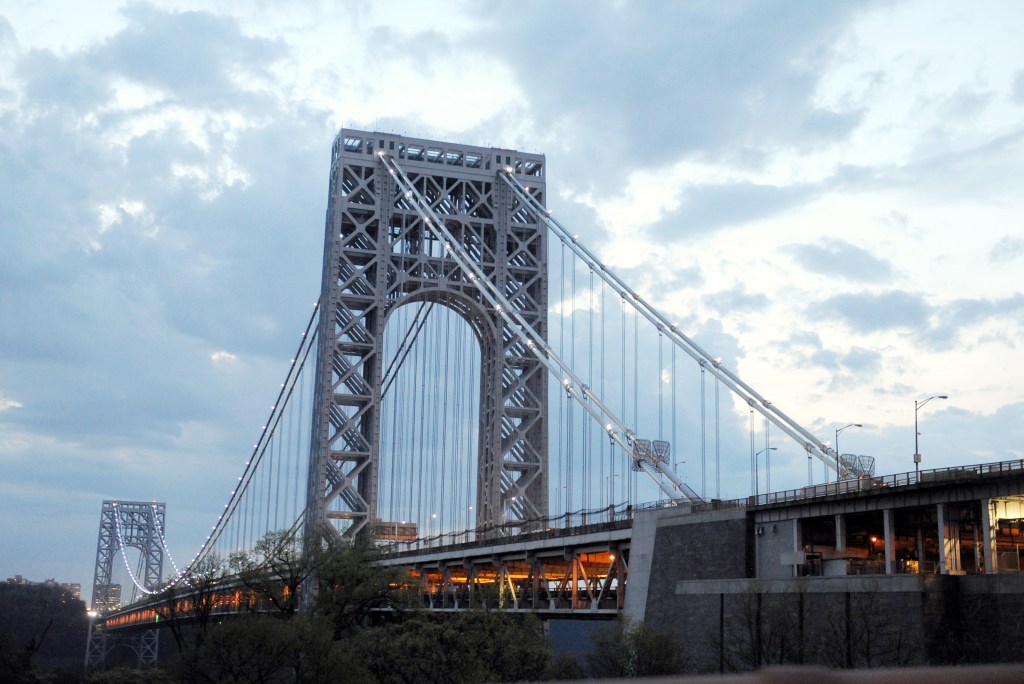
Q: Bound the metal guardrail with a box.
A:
[384,458,1024,558]
[748,458,1024,508]
[380,502,636,558]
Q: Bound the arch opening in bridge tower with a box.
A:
[376,298,483,543]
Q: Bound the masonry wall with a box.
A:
[633,506,1024,674]
[646,576,928,673]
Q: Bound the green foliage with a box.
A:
[339,612,552,684]
[587,617,687,678]
[87,667,175,684]
[148,530,567,683]
[0,583,88,677]
[228,530,312,615]
[154,555,228,655]
[311,532,418,635]
[181,616,295,683]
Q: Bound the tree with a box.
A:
[190,616,295,684]
[588,617,688,678]
[152,555,227,681]
[0,583,89,678]
[229,529,314,615]
[718,582,800,671]
[340,612,553,683]
[311,532,418,636]
[87,667,177,683]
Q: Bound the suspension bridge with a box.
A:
[86,129,877,667]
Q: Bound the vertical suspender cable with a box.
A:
[589,266,598,511]
[749,408,756,496]
[569,245,577,516]
[620,297,626,506]
[295,368,305,529]
[716,378,721,499]
[658,333,664,440]
[701,366,706,499]
[274,424,283,531]
[600,275,607,510]
[558,240,565,516]
[626,303,634,501]
[440,313,449,530]
[672,343,677,494]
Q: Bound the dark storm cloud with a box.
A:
[474,0,873,191]
[785,240,894,282]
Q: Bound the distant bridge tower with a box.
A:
[90,500,165,610]
[306,130,549,541]
[86,500,164,670]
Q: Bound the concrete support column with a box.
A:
[835,514,846,553]
[937,503,954,574]
[793,519,801,578]
[982,498,998,574]
[883,508,896,574]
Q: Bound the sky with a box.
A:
[2,0,1024,593]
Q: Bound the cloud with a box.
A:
[89,4,286,107]
[1014,70,1024,103]
[920,294,1024,351]
[704,284,770,315]
[806,290,1024,351]
[989,236,1024,264]
[785,240,894,282]
[807,290,931,333]
[0,395,23,411]
[475,1,872,191]
[810,346,882,374]
[651,181,818,239]
[210,351,237,363]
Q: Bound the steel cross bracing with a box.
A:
[379,152,702,504]
[498,172,862,481]
[306,130,550,542]
[91,500,166,612]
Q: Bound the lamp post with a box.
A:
[754,447,776,497]
[835,423,863,482]
[607,474,620,521]
[914,395,948,474]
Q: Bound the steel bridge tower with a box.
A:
[90,500,165,611]
[87,500,164,670]
[306,129,549,541]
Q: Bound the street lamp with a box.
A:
[914,395,948,474]
[607,474,620,520]
[754,447,776,496]
[835,424,863,481]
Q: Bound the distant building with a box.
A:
[94,583,122,613]
[6,575,83,600]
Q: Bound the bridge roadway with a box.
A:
[97,512,641,632]
[378,516,635,616]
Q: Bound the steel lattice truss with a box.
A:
[90,500,165,613]
[306,130,549,541]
